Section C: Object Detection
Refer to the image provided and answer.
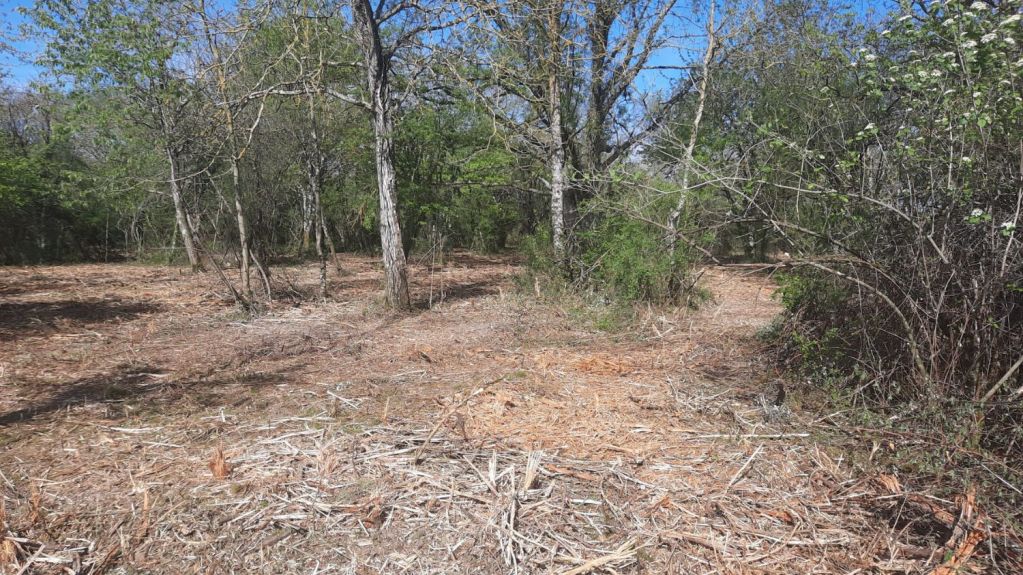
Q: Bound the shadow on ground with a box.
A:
[0,365,287,427]
[413,278,505,309]
[0,299,162,341]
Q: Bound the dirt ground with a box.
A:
[0,254,1006,574]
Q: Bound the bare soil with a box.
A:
[0,254,1001,573]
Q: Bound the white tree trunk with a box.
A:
[549,97,567,261]
[548,54,567,262]
[666,1,715,248]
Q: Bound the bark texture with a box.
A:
[352,0,411,310]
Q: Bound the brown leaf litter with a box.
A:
[0,254,1017,573]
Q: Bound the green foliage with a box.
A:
[579,216,680,303]
[394,103,521,255]
[775,271,848,316]
[0,130,116,263]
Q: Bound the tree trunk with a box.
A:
[372,97,412,310]
[165,146,201,271]
[666,1,715,249]
[548,71,568,263]
[200,0,252,298]
[231,162,252,298]
[307,138,328,298]
[352,0,411,311]
[302,185,314,254]
[546,2,567,264]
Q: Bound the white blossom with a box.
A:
[1001,221,1017,232]
[970,208,984,217]
[973,91,982,98]
[963,39,978,48]
[969,1,988,10]
[865,53,877,62]
[1001,14,1021,26]
[1004,37,1017,46]
[864,123,876,130]
[898,14,913,22]
[931,69,942,77]
[981,32,998,43]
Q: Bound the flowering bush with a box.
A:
[777,0,1023,449]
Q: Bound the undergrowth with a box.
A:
[764,271,1023,545]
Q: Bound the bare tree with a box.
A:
[293,0,452,310]
[192,0,294,302]
[665,0,714,248]
[348,0,413,309]
[457,0,686,263]
[579,0,680,178]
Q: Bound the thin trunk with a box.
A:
[666,1,715,248]
[196,231,249,310]
[352,0,411,310]
[305,91,326,267]
[317,216,328,300]
[166,146,201,271]
[230,162,252,297]
[547,7,567,263]
[322,217,342,276]
[549,96,567,262]
[251,249,273,302]
[302,186,314,254]
[200,0,252,299]
[308,136,328,298]
[584,1,612,179]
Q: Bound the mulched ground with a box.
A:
[0,254,1012,574]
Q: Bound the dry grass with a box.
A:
[0,254,1015,573]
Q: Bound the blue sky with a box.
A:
[3,0,889,90]
[1,0,41,86]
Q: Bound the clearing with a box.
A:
[0,255,980,573]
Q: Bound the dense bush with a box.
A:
[770,1,1023,453]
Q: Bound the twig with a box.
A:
[559,538,638,575]
[412,376,506,465]
[15,545,44,575]
[660,530,729,554]
[726,443,764,491]
[684,433,809,440]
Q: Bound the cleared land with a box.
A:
[0,255,992,573]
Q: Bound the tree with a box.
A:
[30,0,205,270]
[348,0,415,309]
[456,0,575,261]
